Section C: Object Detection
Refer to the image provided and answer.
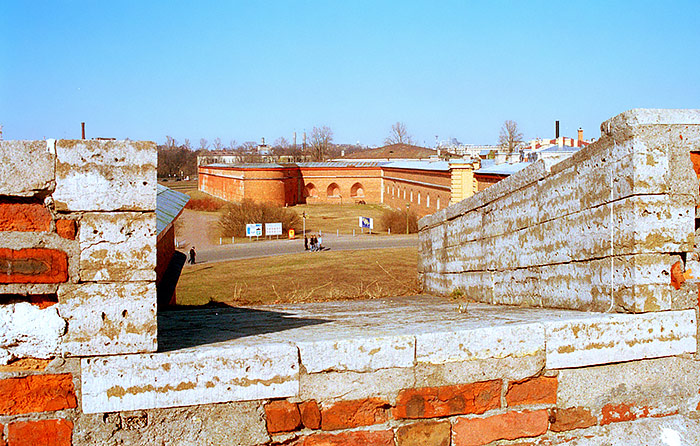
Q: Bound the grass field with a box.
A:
[293,203,389,235]
[176,247,419,306]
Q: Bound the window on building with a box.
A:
[403,189,406,199]
[410,190,413,202]
[417,192,421,205]
[427,194,430,208]
[437,196,440,209]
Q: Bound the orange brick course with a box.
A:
[0,248,68,284]
[395,420,451,446]
[0,202,52,232]
[7,419,72,446]
[394,381,501,419]
[300,430,395,446]
[265,400,302,433]
[0,374,77,415]
[320,398,391,431]
[600,402,677,426]
[55,219,77,240]
[506,376,558,407]
[300,400,321,429]
[452,409,549,446]
[0,423,5,446]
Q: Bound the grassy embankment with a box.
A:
[176,247,419,306]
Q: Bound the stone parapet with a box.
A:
[418,109,700,313]
[0,139,158,365]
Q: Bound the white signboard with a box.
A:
[246,223,263,237]
[265,222,283,236]
[359,216,374,230]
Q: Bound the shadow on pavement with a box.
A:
[157,302,331,352]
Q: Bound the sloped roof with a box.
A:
[156,184,190,236]
[475,160,533,176]
[384,160,450,171]
[341,143,438,159]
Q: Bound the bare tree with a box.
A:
[165,135,178,148]
[183,138,192,150]
[309,126,334,161]
[384,122,414,145]
[199,138,210,151]
[228,139,237,151]
[498,120,523,153]
[212,137,223,151]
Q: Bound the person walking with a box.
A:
[189,246,196,264]
[304,235,309,251]
[317,233,323,251]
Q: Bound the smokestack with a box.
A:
[81,122,86,140]
[261,137,265,145]
[577,128,583,147]
[555,121,559,139]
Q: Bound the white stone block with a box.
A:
[297,334,415,373]
[54,139,156,211]
[81,342,299,413]
[79,212,156,281]
[416,322,544,365]
[0,302,66,364]
[59,282,157,356]
[0,140,55,197]
[545,310,697,369]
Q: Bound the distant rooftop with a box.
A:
[475,160,533,176]
[341,143,439,160]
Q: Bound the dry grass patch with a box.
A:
[292,203,390,235]
[176,247,419,306]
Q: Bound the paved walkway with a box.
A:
[190,234,418,263]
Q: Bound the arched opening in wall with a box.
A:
[350,182,364,198]
[327,183,341,197]
[304,183,318,197]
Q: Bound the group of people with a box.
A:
[304,234,324,252]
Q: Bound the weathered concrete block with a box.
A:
[81,341,299,413]
[535,260,612,312]
[538,166,580,223]
[611,253,687,312]
[557,356,700,417]
[79,212,156,282]
[0,302,66,364]
[58,282,157,356]
[545,310,697,369]
[0,231,80,284]
[74,401,269,446]
[299,367,415,402]
[416,322,544,365]
[613,194,695,255]
[54,140,156,211]
[566,204,612,261]
[492,267,541,307]
[296,333,415,373]
[415,353,545,388]
[0,140,55,197]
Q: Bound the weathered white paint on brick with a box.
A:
[54,139,156,211]
[78,212,156,282]
[0,302,66,364]
[81,341,299,413]
[59,282,157,356]
[296,333,415,373]
[544,309,697,369]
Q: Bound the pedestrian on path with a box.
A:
[304,235,308,251]
[189,246,196,264]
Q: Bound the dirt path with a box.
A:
[176,209,220,249]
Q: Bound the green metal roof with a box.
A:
[156,184,190,236]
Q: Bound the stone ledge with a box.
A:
[80,296,697,414]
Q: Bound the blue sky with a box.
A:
[1,1,698,147]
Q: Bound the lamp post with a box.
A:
[302,211,306,236]
[406,203,410,235]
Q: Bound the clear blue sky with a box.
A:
[1,1,698,147]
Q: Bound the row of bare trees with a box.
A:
[157,120,525,178]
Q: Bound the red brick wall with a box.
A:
[156,224,175,285]
[383,168,451,217]
[475,173,505,192]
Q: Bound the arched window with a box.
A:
[327,183,341,197]
[417,192,421,205]
[426,194,430,208]
[410,190,413,202]
[350,182,364,197]
[437,196,441,209]
[304,183,318,197]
